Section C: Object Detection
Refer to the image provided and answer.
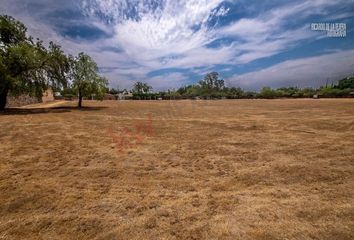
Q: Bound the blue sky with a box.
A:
[1,0,354,90]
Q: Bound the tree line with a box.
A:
[113,72,354,100]
[0,15,108,110]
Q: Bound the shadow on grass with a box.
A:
[0,106,108,115]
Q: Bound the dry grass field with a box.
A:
[0,99,353,240]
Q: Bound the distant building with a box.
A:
[54,92,62,98]
[104,93,116,100]
[118,90,133,100]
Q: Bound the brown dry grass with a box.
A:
[0,99,353,240]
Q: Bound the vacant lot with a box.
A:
[0,99,353,239]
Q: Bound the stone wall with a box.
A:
[6,94,41,108]
[6,88,54,108]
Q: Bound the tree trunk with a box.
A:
[78,96,82,108]
[78,90,83,108]
[0,89,8,111]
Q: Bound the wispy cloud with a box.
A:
[219,0,349,64]
[227,49,354,90]
[147,72,190,91]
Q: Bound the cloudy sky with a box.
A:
[1,0,354,90]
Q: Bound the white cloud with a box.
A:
[110,0,223,62]
[147,72,189,91]
[81,0,250,71]
[227,49,354,90]
[219,0,348,64]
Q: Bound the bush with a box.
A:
[258,87,276,99]
[319,87,351,97]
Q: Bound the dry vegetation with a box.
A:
[0,99,353,239]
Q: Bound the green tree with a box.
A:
[0,15,69,110]
[133,82,152,94]
[300,88,316,98]
[199,72,225,91]
[259,87,276,99]
[319,86,350,98]
[108,88,119,95]
[336,77,354,90]
[142,83,152,93]
[70,53,108,107]
[227,87,244,99]
[185,85,201,98]
[133,82,143,94]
